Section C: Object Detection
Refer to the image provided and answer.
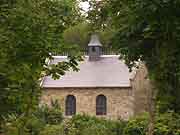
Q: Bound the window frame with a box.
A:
[96,94,107,115]
[65,95,76,116]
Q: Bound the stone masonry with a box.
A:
[131,64,149,115]
[41,64,149,120]
[41,87,134,120]
[41,35,150,120]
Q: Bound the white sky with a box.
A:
[79,1,90,12]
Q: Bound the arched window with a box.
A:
[96,95,107,115]
[65,95,76,116]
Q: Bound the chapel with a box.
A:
[41,34,150,120]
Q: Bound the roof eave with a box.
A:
[42,86,132,89]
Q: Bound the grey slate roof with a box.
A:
[88,34,102,46]
[42,55,134,88]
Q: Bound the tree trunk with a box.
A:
[146,79,156,135]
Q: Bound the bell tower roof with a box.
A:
[88,34,102,47]
[88,34,102,61]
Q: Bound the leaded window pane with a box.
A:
[96,95,107,115]
[65,95,76,116]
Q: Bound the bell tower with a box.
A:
[88,34,102,61]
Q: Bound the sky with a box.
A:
[79,1,90,12]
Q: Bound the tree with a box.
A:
[63,23,91,48]
[91,0,180,134]
[104,0,180,113]
[0,0,82,121]
[63,22,115,48]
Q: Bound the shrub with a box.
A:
[39,125,64,135]
[123,113,149,135]
[155,112,180,135]
[2,100,63,135]
[35,99,63,125]
[66,114,126,135]
[124,112,180,135]
[2,114,44,135]
[2,109,180,135]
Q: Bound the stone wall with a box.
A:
[41,87,134,120]
[131,64,149,115]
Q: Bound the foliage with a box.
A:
[124,113,149,135]
[39,125,64,135]
[63,113,180,135]
[86,0,108,31]
[2,100,63,135]
[99,27,116,47]
[65,114,126,135]
[0,0,82,122]
[2,111,180,135]
[96,0,180,113]
[3,114,44,135]
[36,100,63,125]
[63,23,91,48]
[155,112,180,135]
[63,22,116,48]
[124,112,180,135]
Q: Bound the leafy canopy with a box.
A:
[95,0,180,113]
[0,0,82,119]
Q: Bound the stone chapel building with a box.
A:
[41,35,150,120]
